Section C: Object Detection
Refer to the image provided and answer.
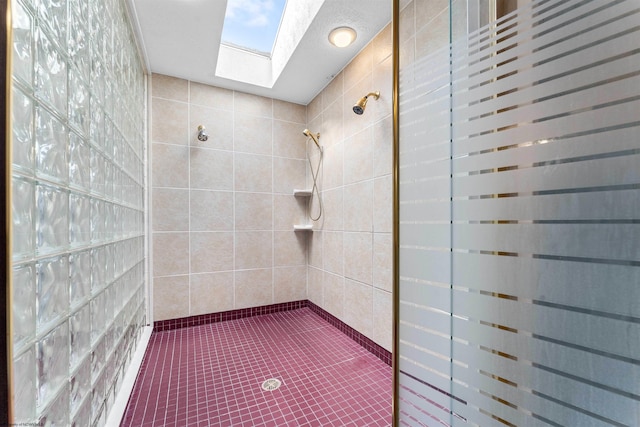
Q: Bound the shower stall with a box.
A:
[3,0,640,425]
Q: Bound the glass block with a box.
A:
[69,193,90,246]
[12,176,35,260]
[120,177,130,208]
[35,29,67,115]
[90,198,105,243]
[68,11,89,80]
[13,346,37,423]
[36,183,68,253]
[102,20,113,65]
[112,204,122,239]
[35,106,68,184]
[104,326,115,363]
[136,211,144,235]
[135,259,144,285]
[90,293,105,344]
[113,368,121,397]
[104,162,113,199]
[136,237,144,261]
[69,132,89,190]
[90,55,104,105]
[68,68,89,136]
[111,134,121,168]
[71,391,91,427]
[13,262,36,349]
[104,80,113,120]
[91,371,105,427]
[12,84,35,173]
[37,0,67,48]
[11,0,34,85]
[69,250,90,306]
[104,286,115,325]
[70,357,90,415]
[69,302,90,370]
[90,96,104,149]
[90,246,105,293]
[91,336,105,383]
[104,120,113,160]
[105,381,115,420]
[119,207,129,237]
[112,34,122,71]
[89,0,104,38]
[92,403,105,427]
[38,382,69,427]
[90,149,105,196]
[36,320,69,407]
[104,243,115,283]
[68,0,88,29]
[36,255,69,331]
[122,239,132,272]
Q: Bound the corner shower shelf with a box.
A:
[293,224,313,231]
[293,190,313,230]
[293,189,312,197]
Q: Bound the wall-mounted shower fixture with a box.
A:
[303,128,321,149]
[353,91,380,115]
[197,125,208,142]
[302,128,323,221]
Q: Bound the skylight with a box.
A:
[221,0,287,56]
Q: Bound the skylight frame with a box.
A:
[220,0,288,58]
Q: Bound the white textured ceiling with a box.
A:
[129,0,391,105]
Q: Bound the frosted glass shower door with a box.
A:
[397,0,640,425]
[396,0,453,422]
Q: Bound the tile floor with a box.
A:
[121,308,392,426]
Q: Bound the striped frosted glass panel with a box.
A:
[398,0,453,421]
[449,1,640,425]
[398,0,640,426]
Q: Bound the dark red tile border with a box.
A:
[153,301,307,332]
[306,301,392,366]
[153,300,392,366]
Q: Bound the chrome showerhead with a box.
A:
[303,128,321,148]
[197,125,208,142]
[353,91,380,115]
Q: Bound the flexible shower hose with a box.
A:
[307,145,323,221]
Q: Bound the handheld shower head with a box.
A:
[353,91,380,115]
[303,128,321,148]
[197,125,208,142]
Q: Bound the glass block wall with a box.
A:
[10,0,146,425]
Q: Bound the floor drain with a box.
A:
[261,378,282,391]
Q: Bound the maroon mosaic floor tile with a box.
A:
[121,308,392,426]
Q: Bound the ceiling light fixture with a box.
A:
[328,26,357,47]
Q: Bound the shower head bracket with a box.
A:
[303,129,321,149]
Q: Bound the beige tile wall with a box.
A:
[307,24,394,351]
[150,23,394,352]
[150,74,308,320]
